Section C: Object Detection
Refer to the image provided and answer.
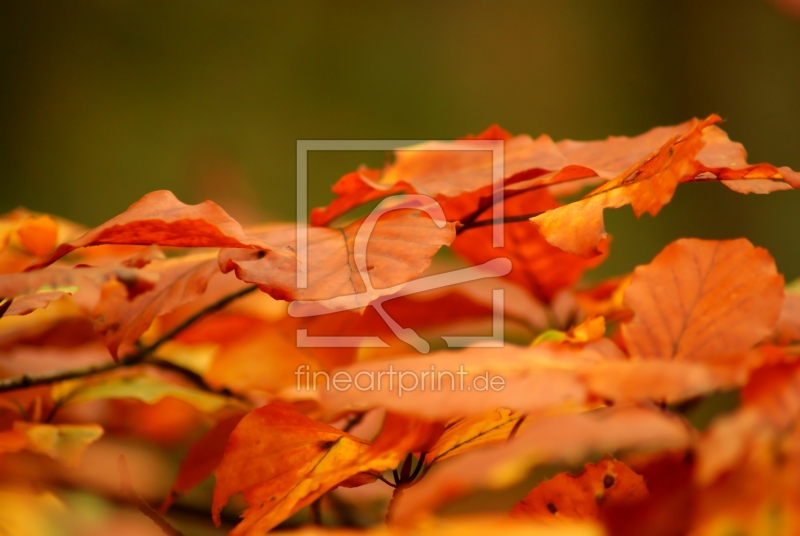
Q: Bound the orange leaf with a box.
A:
[320,345,588,421]
[425,409,526,465]
[92,254,221,358]
[621,238,784,361]
[531,116,795,257]
[161,414,245,512]
[16,216,58,257]
[510,457,648,522]
[580,359,740,405]
[452,190,608,302]
[29,190,282,270]
[391,406,690,524]
[530,116,715,257]
[213,402,409,535]
[696,357,800,484]
[220,207,455,309]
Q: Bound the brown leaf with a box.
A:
[621,238,784,361]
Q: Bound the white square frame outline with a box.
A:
[295,139,506,349]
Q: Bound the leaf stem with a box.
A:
[456,212,544,234]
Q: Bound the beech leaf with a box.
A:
[29,190,282,269]
[220,206,455,310]
[510,457,648,522]
[622,238,784,361]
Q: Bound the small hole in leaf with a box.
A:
[546,503,557,514]
[603,474,615,489]
[256,251,266,259]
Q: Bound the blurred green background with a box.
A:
[1,0,798,280]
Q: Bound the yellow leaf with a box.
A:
[14,422,103,467]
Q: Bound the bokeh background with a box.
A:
[2,0,799,280]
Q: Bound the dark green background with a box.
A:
[1,0,798,280]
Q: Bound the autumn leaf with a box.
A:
[425,409,526,465]
[621,238,784,361]
[452,190,608,302]
[311,119,710,227]
[15,216,59,257]
[319,345,588,421]
[220,206,456,310]
[695,358,800,484]
[510,457,648,523]
[203,324,325,395]
[0,262,154,318]
[29,190,283,270]
[52,371,239,413]
[310,126,564,226]
[391,406,691,524]
[579,359,741,405]
[91,254,221,358]
[0,489,65,536]
[772,279,800,345]
[160,413,245,512]
[213,402,392,535]
[13,422,103,467]
[531,116,795,257]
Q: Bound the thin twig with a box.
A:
[0,285,259,393]
[119,454,185,536]
[407,452,426,482]
[375,474,397,488]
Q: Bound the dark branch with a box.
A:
[0,285,259,393]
